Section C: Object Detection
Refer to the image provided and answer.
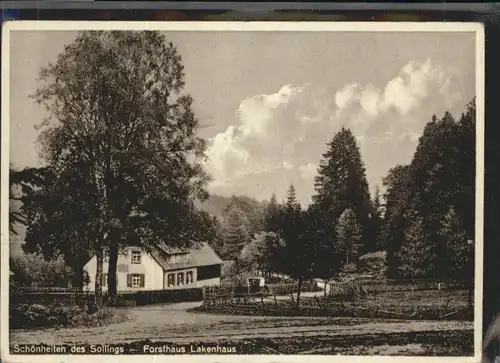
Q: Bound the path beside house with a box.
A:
[10,297,473,347]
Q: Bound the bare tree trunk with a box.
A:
[323,279,328,297]
[296,279,303,309]
[108,244,118,305]
[95,248,104,309]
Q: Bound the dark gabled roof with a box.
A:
[150,242,223,271]
[84,243,223,270]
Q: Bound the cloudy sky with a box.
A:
[10,30,476,206]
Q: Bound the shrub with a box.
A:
[9,303,123,330]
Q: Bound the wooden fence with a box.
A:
[199,288,472,321]
[201,282,319,308]
[327,279,469,296]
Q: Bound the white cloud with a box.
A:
[336,58,457,119]
[283,161,294,170]
[335,83,360,110]
[360,85,382,117]
[204,59,468,205]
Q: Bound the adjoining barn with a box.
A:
[83,242,223,292]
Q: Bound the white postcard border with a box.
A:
[1,20,485,363]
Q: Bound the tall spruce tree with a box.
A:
[396,216,436,279]
[285,184,301,213]
[312,127,374,252]
[439,206,473,281]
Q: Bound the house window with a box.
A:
[186,271,193,285]
[127,273,145,288]
[132,274,141,287]
[177,272,184,286]
[167,273,175,287]
[131,251,141,264]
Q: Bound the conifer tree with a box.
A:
[439,206,473,281]
[312,127,374,251]
[278,189,314,308]
[264,193,282,233]
[396,216,436,279]
[336,208,363,266]
[285,184,300,213]
[222,208,250,260]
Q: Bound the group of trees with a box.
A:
[381,101,476,281]
[225,128,377,306]
[9,30,475,309]
[224,101,476,304]
[10,31,217,307]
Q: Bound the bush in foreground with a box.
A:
[9,303,126,330]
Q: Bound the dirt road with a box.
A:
[10,299,473,346]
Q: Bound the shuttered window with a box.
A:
[127,273,145,288]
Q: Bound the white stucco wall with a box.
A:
[83,248,164,292]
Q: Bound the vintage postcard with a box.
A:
[1,21,484,363]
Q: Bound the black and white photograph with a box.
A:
[1,21,484,362]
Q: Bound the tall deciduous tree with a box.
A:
[21,165,96,288]
[31,31,210,306]
[312,127,374,252]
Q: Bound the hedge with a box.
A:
[10,287,207,308]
